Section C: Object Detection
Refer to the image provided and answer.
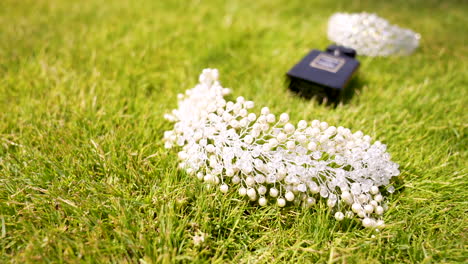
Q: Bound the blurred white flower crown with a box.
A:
[164,69,399,228]
[328,12,420,56]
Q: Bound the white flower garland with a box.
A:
[328,12,420,56]
[164,69,399,228]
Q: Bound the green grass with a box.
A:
[1,0,467,262]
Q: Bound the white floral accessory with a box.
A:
[163,69,399,228]
[328,12,420,56]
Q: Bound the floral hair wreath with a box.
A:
[328,12,420,56]
[163,69,399,229]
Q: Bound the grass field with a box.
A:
[1,0,467,263]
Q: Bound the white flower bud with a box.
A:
[248,113,257,122]
[334,212,344,221]
[220,184,229,193]
[203,174,213,183]
[279,113,289,123]
[364,204,374,214]
[257,185,267,195]
[376,220,385,228]
[326,126,336,135]
[311,120,320,127]
[268,138,279,148]
[341,191,353,204]
[306,197,316,206]
[352,203,362,213]
[230,120,239,128]
[310,127,320,136]
[222,112,232,122]
[284,123,295,134]
[285,191,295,201]
[222,88,230,95]
[211,69,219,80]
[247,188,256,200]
[277,132,287,143]
[197,172,204,180]
[309,183,320,194]
[252,123,261,132]
[374,194,383,202]
[296,135,307,144]
[357,210,366,218]
[257,116,266,124]
[266,114,276,123]
[269,188,279,197]
[245,177,255,186]
[239,118,248,127]
[232,175,241,184]
[307,142,317,151]
[362,218,375,228]
[375,206,384,215]
[297,120,307,129]
[239,187,247,196]
[243,135,254,144]
[354,130,364,139]
[225,168,234,177]
[319,135,329,144]
[277,198,286,207]
[358,194,369,203]
[236,96,245,104]
[239,109,248,117]
[178,151,187,160]
[286,141,295,150]
[320,122,329,130]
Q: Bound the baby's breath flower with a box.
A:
[328,12,420,56]
[163,69,400,228]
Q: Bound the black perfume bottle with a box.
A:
[287,45,359,102]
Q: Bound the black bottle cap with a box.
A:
[326,44,357,58]
[287,45,360,102]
